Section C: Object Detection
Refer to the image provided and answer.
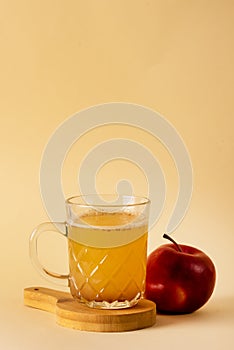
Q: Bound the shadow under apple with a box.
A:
[152,294,234,328]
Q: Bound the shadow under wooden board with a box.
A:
[24,287,156,332]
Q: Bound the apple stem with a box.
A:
[163,233,183,252]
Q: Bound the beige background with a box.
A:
[1,1,234,349]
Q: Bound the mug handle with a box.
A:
[29,222,69,286]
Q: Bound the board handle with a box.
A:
[24,286,71,313]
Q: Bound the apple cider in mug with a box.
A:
[30,195,150,309]
[67,211,148,306]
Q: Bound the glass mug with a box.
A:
[30,194,150,309]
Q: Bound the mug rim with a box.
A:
[66,194,150,207]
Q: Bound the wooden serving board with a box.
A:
[24,287,156,332]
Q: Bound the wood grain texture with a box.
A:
[24,287,156,332]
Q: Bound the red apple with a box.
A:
[145,234,216,314]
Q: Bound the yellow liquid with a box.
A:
[68,212,148,304]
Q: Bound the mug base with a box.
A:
[77,292,142,309]
[86,299,138,309]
